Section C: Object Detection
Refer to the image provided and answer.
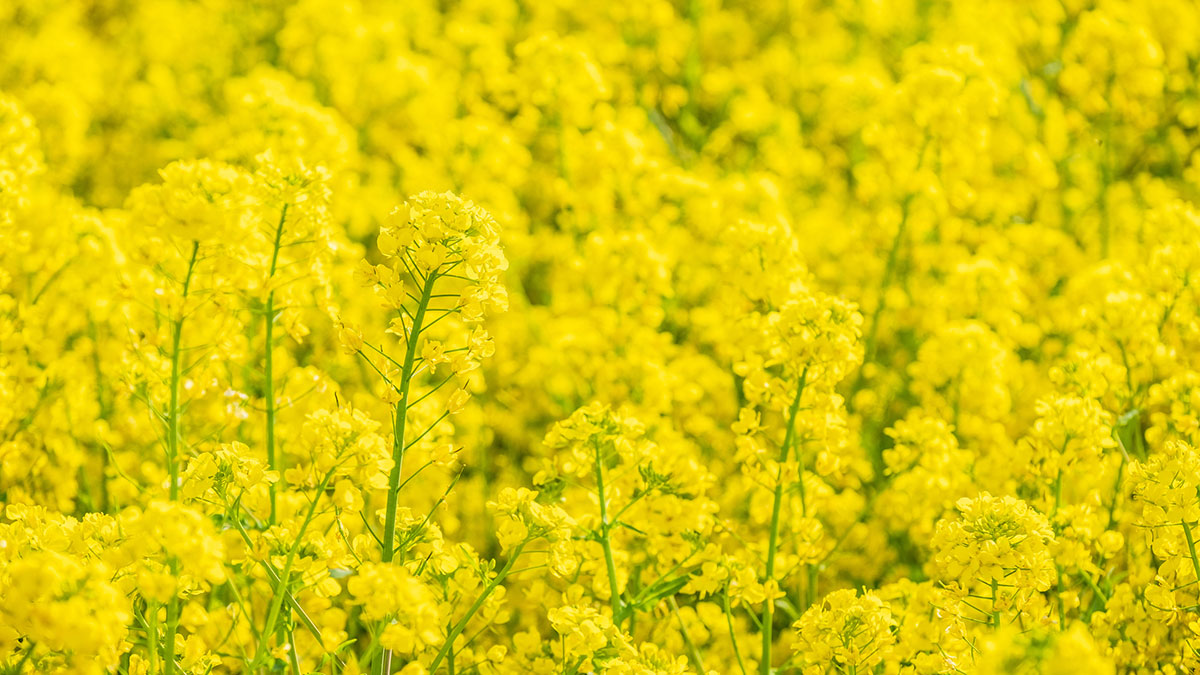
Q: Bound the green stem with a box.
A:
[163,241,199,675]
[1098,102,1113,259]
[806,565,818,612]
[147,602,159,675]
[380,270,438,563]
[594,438,623,618]
[724,589,749,675]
[427,543,526,673]
[253,469,336,668]
[88,316,111,512]
[225,506,327,647]
[1109,426,1132,528]
[375,272,438,675]
[266,204,288,525]
[167,241,200,502]
[1079,570,1108,606]
[854,136,929,394]
[1104,454,1123,528]
[288,626,302,675]
[760,373,807,675]
[1055,567,1066,629]
[669,597,706,673]
[165,577,181,674]
[991,578,1000,629]
[1182,520,1200,585]
[1053,469,1063,515]
[1052,469,1066,629]
[860,194,912,373]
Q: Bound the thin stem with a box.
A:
[1051,467,1066,630]
[806,565,818,613]
[669,597,706,673]
[404,411,450,453]
[266,204,288,525]
[165,578,182,674]
[760,372,807,675]
[381,272,437,562]
[167,241,200,502]
[147,602,159,675]
[1053,469,1063,515]
[594,438,623,618]
[991,578,1000,629]
[1099,103,1113,259]
[860,194,912,372]
[724,590,749,675]
[288,627,302,675]
[225,506,334,661]
[163,241,199,675]
[427,543,526,673]
[1182,520,1200,586]
[447,618,456,675]
[356,350,403,395]
[1079,570,1108,607]
[376,272,438,675]
[409,374,457,409]
[1055,567,1066,629]
[253,469,336,669]
[88,316,111,511]
[1107,452,1126,528]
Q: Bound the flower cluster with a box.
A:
[930,494,1057,623]
[791,589,896,673]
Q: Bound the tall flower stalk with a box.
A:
[264,203,288,524]
[346,192,507,674]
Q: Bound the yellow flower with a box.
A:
[127,159,254,243]
[792,589,897,671]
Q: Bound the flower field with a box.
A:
[3,0,1200,673]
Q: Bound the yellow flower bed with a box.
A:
[1,0,1197,673]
